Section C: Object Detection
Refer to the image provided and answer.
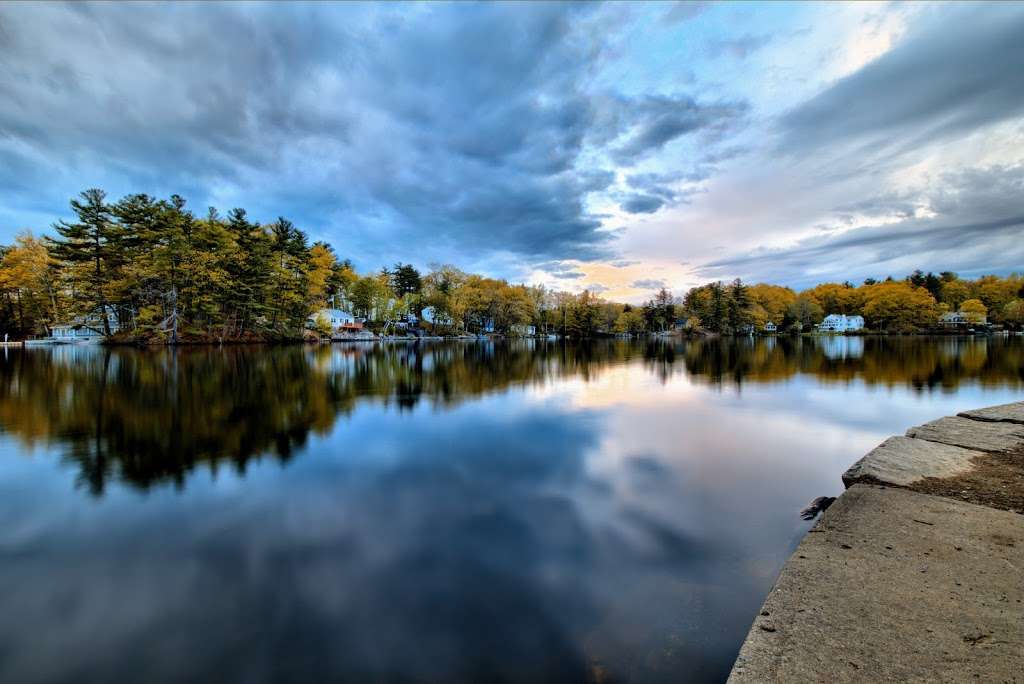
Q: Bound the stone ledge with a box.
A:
[958,401,1024,425]
[727,484,1024,683]
[842,435,981,487]
[906,415,1024,453]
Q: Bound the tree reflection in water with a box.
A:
[0,336,1019,495]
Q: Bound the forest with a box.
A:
[0,189,1022,341]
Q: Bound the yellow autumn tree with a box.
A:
[804,282,861,315]
[1002,299,1024,327]
[861,282,938,332]
[748,284,796,324]
[959,298,987,324]
[0,231,57,335]
[307,242,337,307]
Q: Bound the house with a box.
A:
[764,321,777,333]
[510,324,536,336]
[939,310,986,328]
[818,314,865,333]
[308,308,361,332]
[50,306,120,342]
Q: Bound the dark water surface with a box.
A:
[0,337,1021,683]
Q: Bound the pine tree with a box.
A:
[728,278,752,332]
[49,189,120,334]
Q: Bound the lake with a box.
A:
[0,336,1021,683]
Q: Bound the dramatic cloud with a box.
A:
[699,165,1024,286]
[778,3,1024,158]
[610,95,747,165]
[0,2,752,274]
[0,1,1020,291]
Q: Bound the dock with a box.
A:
[728,401,1024,682]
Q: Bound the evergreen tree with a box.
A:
[49,189,120,334]
[727,278,752,332]
[390,263,422,297]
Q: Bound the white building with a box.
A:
[764,321,777,333]
[308,308,357,331]
[50,306,120,342]
[939,310,986,328]
[818,314,865,333]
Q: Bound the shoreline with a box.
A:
[4,330,1018,348]
[728,401,1024,681]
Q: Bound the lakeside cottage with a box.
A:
[764,321,777,333]
[308,308,362,333]
[939,310,987,328]
[50,306,120,341]
[818,313,864,333]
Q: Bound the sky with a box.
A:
[1,1,1022,302]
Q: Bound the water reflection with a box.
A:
[677,335,1023,389]
[0,337,1020,683]
[0,337,1020,496]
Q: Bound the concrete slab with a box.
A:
[728,485,1024,683]
[907,415,1024,453]
[842,435,981,487]
[959,401,1024,425]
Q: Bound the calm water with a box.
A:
[0,337,1021,683]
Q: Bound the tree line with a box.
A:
[0,189,633,340]
[0,189,1021,340]
[680,272,1024,334]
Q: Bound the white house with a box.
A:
[308,308,357,331]
[50,306,120,342]
[818,314,865,333]
[939,310,986,328]
[764,321,777,333]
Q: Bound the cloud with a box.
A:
[707,34,772,60]
[1,1,1016,291]
[551,270,585,280]
[662,1,712,25]
[610,95,747,165]
[0,2,756,273]
[621,195,665,214]
[631,279,667,290]
[0,3,631,268]
[698,165,1024,286]
[778,3,1024,158]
